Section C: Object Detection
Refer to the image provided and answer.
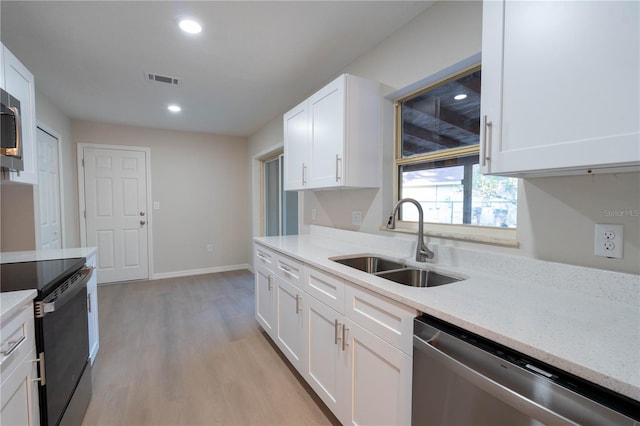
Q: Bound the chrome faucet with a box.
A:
[386,198,434,262]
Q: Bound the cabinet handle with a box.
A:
[1,335,25,358]
[335,154,342,182]
[257,252,269,262]
[87,293,92,313]
[334,319,341,345]
[342,325,349,351]
[302,163,307,186]
[295,294,301,314]
[32,352,46,386]
[267,275,273,291]
[482,115,492,167]
[280,264,292,273]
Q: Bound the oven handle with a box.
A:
[36,266,94,318]
[414,334,578,426]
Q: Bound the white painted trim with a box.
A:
[77,143,154,281]
[35,123,65,249]
[151,264,251,281]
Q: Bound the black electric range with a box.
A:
[0,257,92,426]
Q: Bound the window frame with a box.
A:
[392,64,519,247]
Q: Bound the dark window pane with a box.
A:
[401,70,481,157]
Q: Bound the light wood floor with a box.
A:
[81,270,338,426]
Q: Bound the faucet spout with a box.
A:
[386,198,434,262]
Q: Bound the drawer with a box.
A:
[305,266,345,314]
[255,244,276,270]
[344,282,416,356]
[274,252,304,289]
[0,302,35,381]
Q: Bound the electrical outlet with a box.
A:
[207,244,213,253]
[352,211,362,226]
[594,224,623,258]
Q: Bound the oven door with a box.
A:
[37,268,91,426]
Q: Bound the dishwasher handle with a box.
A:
[414,334,579,426]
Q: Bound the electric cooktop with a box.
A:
[0,257,86,296]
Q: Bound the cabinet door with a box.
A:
[481,1,640,176]
[255,264,275,336]
[86,253,99,365]
[274,277,306,372]
[343,319,412,426]
[283,101,309,190]
[0,352,40,426]
[3,45,37,184]
[305,296,348,419]
[308,76,345,188]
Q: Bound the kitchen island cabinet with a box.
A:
[480,0,639,177]
[86,251,99,365]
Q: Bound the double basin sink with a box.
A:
[330,254,464,288]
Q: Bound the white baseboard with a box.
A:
[151,264,251,281]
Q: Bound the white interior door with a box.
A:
[36,127,62,250]
[83,147,149,283]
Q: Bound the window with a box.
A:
[395,67,518,236]
[263,153,298,236]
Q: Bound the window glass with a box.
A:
[396,67,518,230]
[400,70,481,157]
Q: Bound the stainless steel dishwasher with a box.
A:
[412,314,640,426]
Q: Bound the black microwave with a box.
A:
[1,87,24,172]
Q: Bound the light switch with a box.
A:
[153,201,160,210]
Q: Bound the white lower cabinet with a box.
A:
[304,291,413,425]
[254,242,415,424]
[274,276,306,372]
[1,303,40,426]
[86,252,100,365]
[255,263,276,335]
[305,294,348,418]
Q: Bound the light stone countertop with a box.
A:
[0,247,97,264]
[255,226,640,401]
[0,247,97,322]
[0,290,37,323]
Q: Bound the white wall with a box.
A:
[247,1,640,275]
[72,120,251,275]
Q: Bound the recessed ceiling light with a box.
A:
[454,93,468,101]
[178,18,202,34]
[168,105,181,113]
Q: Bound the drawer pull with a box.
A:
[280,264,292,272]
[1,335,26,358]
[257,252,269,261]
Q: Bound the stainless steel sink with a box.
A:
[375,268,462,288]
[330,254,464,288]
[330,255,406,273]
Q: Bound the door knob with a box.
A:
[140,220,146,225]
[140,212,145,216]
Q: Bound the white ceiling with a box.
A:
[1,1,434,137]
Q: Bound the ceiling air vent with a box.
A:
[145,72,180,86]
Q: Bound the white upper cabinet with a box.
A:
[480,1,640,177]
[283,101,309,191]
[2,43,37,184]
[283,74,381,190]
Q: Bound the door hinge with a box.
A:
[84,210,86,219]
[82,158,85,167]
